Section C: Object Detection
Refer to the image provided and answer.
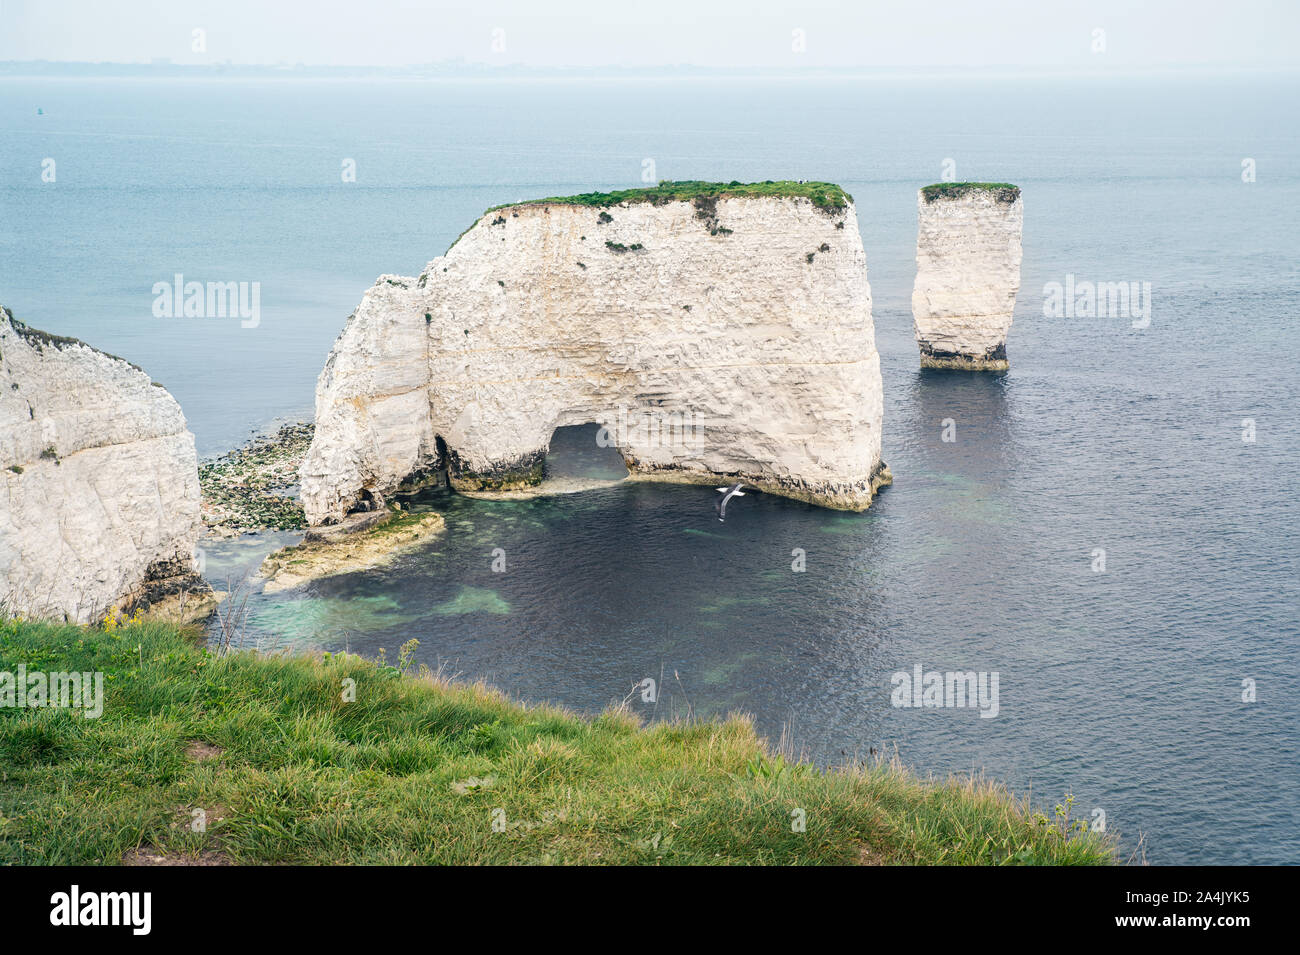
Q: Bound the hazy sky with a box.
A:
[2,0,1297,70]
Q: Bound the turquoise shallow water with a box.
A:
[2,73,1298,863]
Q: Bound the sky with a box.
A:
[1,0,1297,71]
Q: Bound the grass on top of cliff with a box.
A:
[0,618,1118,866]
[921,182,1021,203]
[491,180,852,215]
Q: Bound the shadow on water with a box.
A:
[908,369,1016,475]
[883,370,1020,561]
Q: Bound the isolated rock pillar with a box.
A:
[912,183,1023,370]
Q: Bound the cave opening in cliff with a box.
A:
[543,423,629,483]
[434,435,451,487]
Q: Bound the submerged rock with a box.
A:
[911,183,1023,371]
[300,182,890,524]
[0,306,207,622]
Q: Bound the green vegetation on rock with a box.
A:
[2,305,143,371]
[0,616,1118,865]
[921,182,1020,204]
[491,180,852,215]
[443,181,851,253]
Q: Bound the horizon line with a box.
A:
[2,59,1295,78]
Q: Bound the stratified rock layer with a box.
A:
[0,307,204,622]
[911,184,1023,370]
[301,190,889,524]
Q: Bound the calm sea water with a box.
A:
[2,74,1297,864]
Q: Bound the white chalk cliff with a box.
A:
[911,184,1023,370]
[0,307,204,623]
[301,185,890,524]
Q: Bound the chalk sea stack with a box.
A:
[0,306,207,623]
[301,181,890,524]
[911,182,1023,371]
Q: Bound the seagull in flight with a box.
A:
[715,482,746,522]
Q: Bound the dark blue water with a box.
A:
[2,74,1297,863]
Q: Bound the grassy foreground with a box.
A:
[0,618,1115,865]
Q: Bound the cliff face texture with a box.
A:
[0,307,204,623]
[301,188,889,524]
[911,184,1023,370]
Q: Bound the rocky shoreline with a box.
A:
[196,422,451,594]
[199,422,313,536]
[918,342,1009,372]
[457,472,628,501]
[258,507,446,594]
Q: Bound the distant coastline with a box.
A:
[3,60,1291,80]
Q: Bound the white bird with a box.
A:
[715,483,746,522]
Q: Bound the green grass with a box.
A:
[443,180,852,252]
[921,182,1021,203]
[0,618,1116,865]
[490,180,852,214]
